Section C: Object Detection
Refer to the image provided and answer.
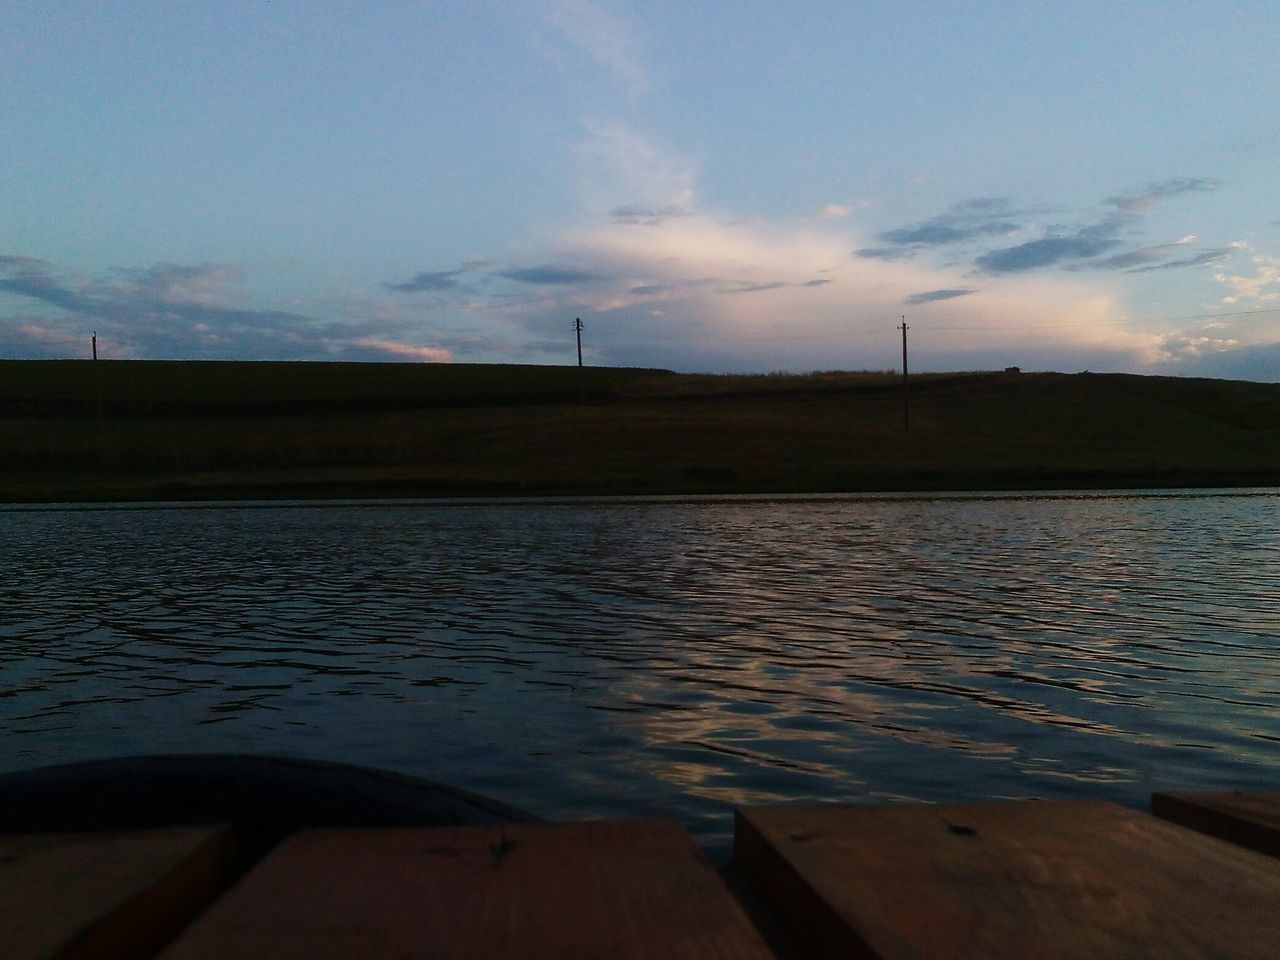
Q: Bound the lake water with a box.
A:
[2,491,1277,858]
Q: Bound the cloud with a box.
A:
[0,255,462,361]
[857,198,1023,259]
[1154,336,1280,382]
[867,179,1224,276]
[719,278,831,295]
[0,317,95,358]
[468,201,1169,377]
[975,219,1126,273]
[1162,340,1280,381]
[496,265,607,285]
[1108,177,1219,214]
[904,287,977,304]
[0,255,92,311]
[879,217,1018,247]
[1215,248,1280,303]
[0,255,48,268]
[1126,246,1236,273]
[1061,236,1234,274]
[7,144,1265,376]
[0,258,246,317]
[544,0,647,103]
[807,204,855,220]
[720,281,789,295]
[850,246,904,261]
[384,269,463,292]
[573,120,696,219]
[348,338,453,362]
[118,262,242,305]
[1077,238,1195,271]
[1155,330,1240,363]
[609,203,691,226]
[384,260,495,292]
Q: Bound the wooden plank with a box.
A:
[1152,790,1280,858]
[735,799,1280,960]
[0,826,236,960]
[155,818,775,960]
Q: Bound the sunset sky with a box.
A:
[4,1,1279,378]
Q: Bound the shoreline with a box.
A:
[4,471,1278,506]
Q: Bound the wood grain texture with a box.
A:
[1152,790,1280,858]
[156,818,775,960]
[735,800,1280,960]
[0,826,235,960]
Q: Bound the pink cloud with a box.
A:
[350,337,453,362]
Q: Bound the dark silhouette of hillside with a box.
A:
[2,361,1277,500]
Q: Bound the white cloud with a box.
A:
[544,0,647,103]
[1215,246,1280,303]
[348,337,453,362]
[496,203,1164,373]
[807,204,856,220]
[572,119,695,217]
[119,263,241,307]
[1154,331,1241,363]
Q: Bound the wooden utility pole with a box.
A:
[574,317,585,403]
[898,317,909,431]
[92,331,103,419]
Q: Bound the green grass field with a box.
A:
[2,360,1278,501]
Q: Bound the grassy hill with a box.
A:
[2,360,1278,501]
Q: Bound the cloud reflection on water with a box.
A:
[1,492,1277,856]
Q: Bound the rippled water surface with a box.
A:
[2,492,1277,856]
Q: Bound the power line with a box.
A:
[1102,305,1280,325]
[692,323,894,344]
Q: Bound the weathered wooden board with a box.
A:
[735,799,1280,960]
[0,826,235,960]
[156,818,775,960]
[1152,789,1280,858]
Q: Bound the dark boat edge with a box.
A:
[0,753,539,861]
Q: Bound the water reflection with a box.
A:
[1,491,1278,857]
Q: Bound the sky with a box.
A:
[3,1,1279,379]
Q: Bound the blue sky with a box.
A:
[3,1,1279,378]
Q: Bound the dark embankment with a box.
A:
[2,360,1278,501]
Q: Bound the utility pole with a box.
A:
[574,317,585,403]
[898,317,909,431]
[91,331,103,419]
